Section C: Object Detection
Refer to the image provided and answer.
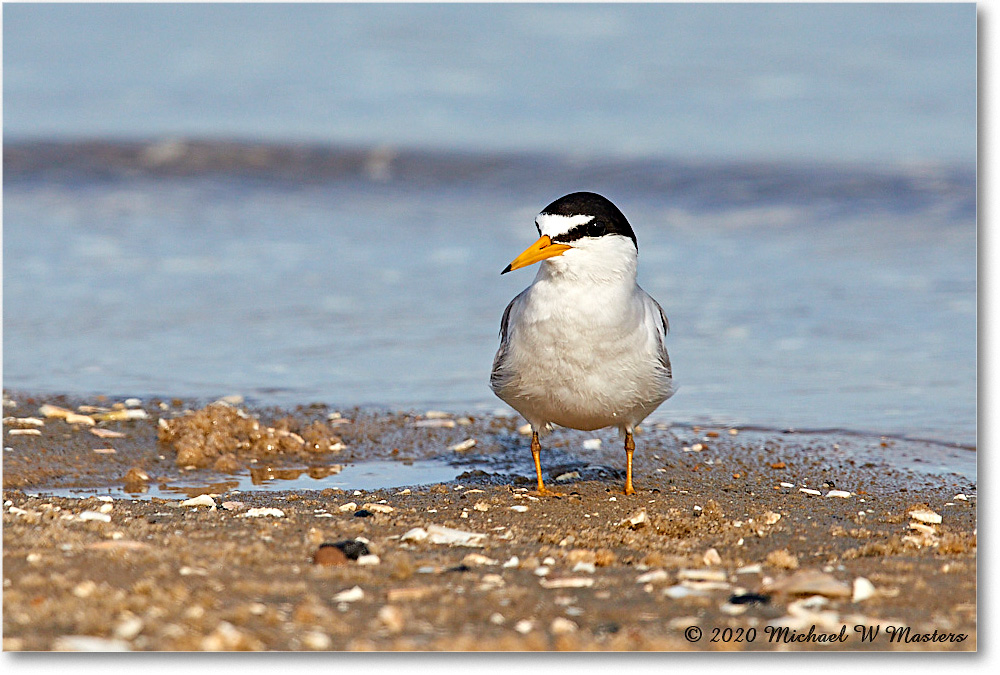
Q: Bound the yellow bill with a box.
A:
[501,235,572,274]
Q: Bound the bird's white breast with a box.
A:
[493,240,673,433]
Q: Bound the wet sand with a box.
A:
[2,394,977,651]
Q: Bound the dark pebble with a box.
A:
[330,540,370,560]
[594,622,620,636]
[446,564,472,573]
[729,592,770,605]
[354,509,373,518]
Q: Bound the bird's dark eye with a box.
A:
[588,221,603,237]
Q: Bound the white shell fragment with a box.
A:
[636,569,669,584]
[462,553,498,566]
[401,527,429,542]
[449,438,477,452]
[622,509,649,529]
[550,617,578,634]
[356,554,381,566]
[510,505,529,513]
[90,428,126,439]
[826,490,852,498]
[332,586,365,603]
[582,438,602,450]
[852,577,877,602]
[799,488,822,496]
[77,511,112,523]
[8,429,41,436]
[764,570,852,598]
[241,507,285,518]
[361,503,394,514]
[52,635,131,652]
[538,577,595,589]
[425,524,487,547]
[908,508,943,524]
[412,419,455,428]
[179,495,217,508]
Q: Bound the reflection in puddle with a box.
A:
[28,460,461,500]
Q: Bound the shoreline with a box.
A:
[2,394,977,651]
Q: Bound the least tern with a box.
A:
[491,192,674,496]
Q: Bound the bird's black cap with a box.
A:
[539,192,637,250]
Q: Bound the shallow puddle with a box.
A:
[26,459,462,500]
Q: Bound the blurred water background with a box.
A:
[3,3,976,445]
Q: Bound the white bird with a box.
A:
[491,192,675,496]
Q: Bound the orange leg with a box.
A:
[624,431,636,495]
[531,430,564,497]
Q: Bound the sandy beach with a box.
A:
[1,393,976,651]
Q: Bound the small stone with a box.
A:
[338,502,358,512]
[636,569,669,584]
[327,540,371,560]
[703,548,722,566]
[764,570,852,598]
[426,524,487,547]
[401,527,429,542]
[52,636,131,652]
[582,438,602,450]
[361,503,394,514]
[241,507,284,518]
[112,614,144,641]
[356,554,381,566]
[539,577,594,589]
[826,490,852,498]
[462,553,498,566]
[762,511,782,525]
[623,509,648,528]
[179,495,216,508]
[377,605,405,633]
[449,438,477,452]
[678,569,727,583]
[489,613,506,625]
[799,488,822,496]
[332,586,364,603]
[413,418,455,428]
[72,580,97,598]
[221,501,247,511]
[571,561,596,574]
[954,493,969,501]
[473,501,490,512]
[77,511,111,523]
[766,549,799,570]
[555,471,581,481]
[8,429,41,436]
[852,577,877,602]
[301,631,332,650]
[550,617,578,634]
[908,508,942,524]
[99,503,113,514]
[502,556,520,568]
[123,467,150,485]
[354,509,373,518]
[510,505,529,513]
[514,620,534,634]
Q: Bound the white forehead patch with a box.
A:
[535,213,594,238]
